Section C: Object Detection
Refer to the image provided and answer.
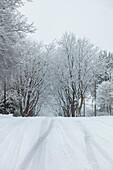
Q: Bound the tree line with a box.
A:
[0,0,113,117]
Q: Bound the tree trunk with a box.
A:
[94,104,96,116]
[72,108,75,117]
[109,105,111,115]
[19,100,23,116]
[76,107,81,117]
[107,106,109,113]
[4,80,6,114]
[94,80,96,116]
[72,83,75,117]
[72,99,75,117]
[76,92,83,117]
[83,95,85,117]
[67,105,70,117]
[24,93,30,116]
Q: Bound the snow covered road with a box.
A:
[0,115,113,170]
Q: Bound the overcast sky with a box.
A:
[20,0,113,52]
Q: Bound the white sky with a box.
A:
[20,0,113,52]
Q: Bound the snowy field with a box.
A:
[0,115,113,170]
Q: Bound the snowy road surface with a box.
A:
[0,115,113,170]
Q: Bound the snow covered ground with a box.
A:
[0,115,113,170]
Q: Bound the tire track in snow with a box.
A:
[86,119,113,147]
[55,121,76,170]
[77,120,113,170]
[55,120,88,170]
[0,119,28,145]
[92,118,113,129]
[14,119,34,170]
[80,124,100,170]
[0,119,30,170]
[18,118,54,170]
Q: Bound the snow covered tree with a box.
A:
[0,0,35,113]
[90,51,113,116]
[49,33,99,117]
[97,81,113,115]
[0,0,35,80]
[8,40,46,116]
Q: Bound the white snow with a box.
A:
[0,115,113,170]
